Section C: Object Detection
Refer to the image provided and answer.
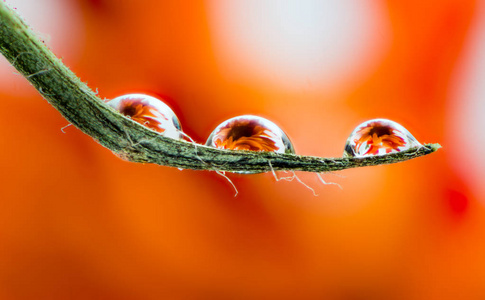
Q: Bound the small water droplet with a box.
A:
[206,115,295,174]
[106,94,182,139]
[343,118,421,157]
[205,115,295,154]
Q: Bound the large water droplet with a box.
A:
[206,115,295,154]
[343,118,421,157]
[107,94,182,139]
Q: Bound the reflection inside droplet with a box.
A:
[107,94,182,139]
[343,118,421,157]
[206,115,295,154]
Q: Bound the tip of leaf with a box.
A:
[427,143,442,152]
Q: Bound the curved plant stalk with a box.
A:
[0,2,440,173]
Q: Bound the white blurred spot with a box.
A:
[448,2,485,204]
[207,0,391,93]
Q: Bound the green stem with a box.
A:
[0,2,440,173]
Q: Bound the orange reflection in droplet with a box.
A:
[354,121,406,155]
[213,118,279,152]
[118,98,169,133]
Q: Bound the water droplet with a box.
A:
[343,118,421,157]
[107,94,182,139]
[206,115,295,154]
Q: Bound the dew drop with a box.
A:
[343,118,421,157]
[206,115,295,154]
[106,94,182,139]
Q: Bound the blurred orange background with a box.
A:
[1,0,484,299]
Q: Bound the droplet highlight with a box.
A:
[343,118,421,157]
[205,115,295,154]
[107,94,182,139]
